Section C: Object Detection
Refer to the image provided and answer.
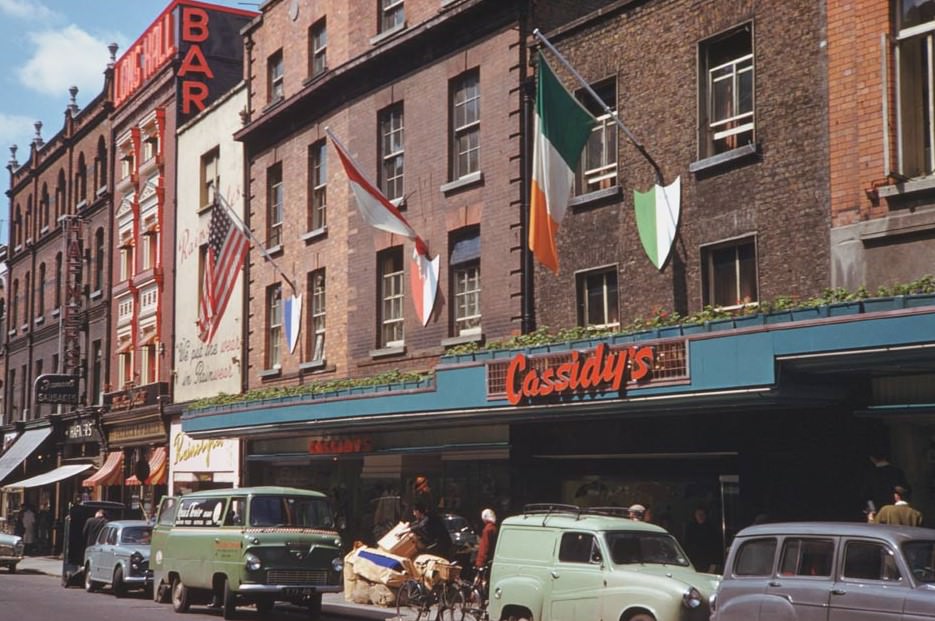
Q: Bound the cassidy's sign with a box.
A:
[505,343,654,405]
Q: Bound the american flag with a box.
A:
[197,196,250,343]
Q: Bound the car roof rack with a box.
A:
[522,503,633,521]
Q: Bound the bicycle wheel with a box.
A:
[397,579,429,621]
[462,586,487,621]
[436,582,466,621]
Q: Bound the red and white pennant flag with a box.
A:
[326,128,439,326]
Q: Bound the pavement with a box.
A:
[17,556,407,620]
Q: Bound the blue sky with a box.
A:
[0,0,252,163]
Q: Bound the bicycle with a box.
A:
[455,564,489,621]
[396,575,464,621]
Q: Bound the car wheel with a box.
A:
[255,596,274,616]
[112,565,126,598]
[155,579,171,603]
[84,564,99,593]
[307,592,322,620]
[222,578,238,620]
[171,576,191,613]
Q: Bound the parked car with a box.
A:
[61,499,141,587]
[83,519,153,597]
[711,521,935,621]
[150,486,343,620]
[488,503,718,621]
[443,513,479,556]
[0,531,24,573]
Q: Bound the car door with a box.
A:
[548,531,602,621]
[765,536,836,621]
[714,536,778,621]
[100,525,119,582]
[827,538,905,621]
[91,526,113,581]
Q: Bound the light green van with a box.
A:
[151,486,343,619]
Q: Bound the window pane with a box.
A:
[843,541,900,581]
[779,538,834,577]
[900,0,935,29]
[734,538,776,576]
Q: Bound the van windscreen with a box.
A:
[249,496,335,529]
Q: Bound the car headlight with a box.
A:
[130,551,143,571]
[331,557,343,573]
[13,541,24,555]
[682,586,704,609]
[245,552,262,571]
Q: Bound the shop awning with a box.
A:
[126,447,167,486]
[82,451,124,488]
[0,427,53,485]
[1,463,93,491]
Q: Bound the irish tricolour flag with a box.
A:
[634,176,681,270]
[528,54,596,273]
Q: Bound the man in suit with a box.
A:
[872,485,923,527]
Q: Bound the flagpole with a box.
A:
[533,28,665,186]
[215,191,298,296]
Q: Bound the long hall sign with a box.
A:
[505,343,654,405]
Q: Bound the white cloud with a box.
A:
[0,0,55,20]
[17,25,112,97]
[0,112,39,152]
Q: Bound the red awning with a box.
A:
[125,447,167,486]
[81,451,124,488]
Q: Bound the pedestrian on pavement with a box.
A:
[21,505,36,555]
[683,506,722,573]
[861,452,907,517]
[82,509,108,547]
[474,508,498,569]
[628,504,647,521]
[872,484,923,526]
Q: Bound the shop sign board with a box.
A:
[308,436,374,455]
[505,343,654,405]
[34,373,80,405]
[64,418,101,444]
[170,422,237,473]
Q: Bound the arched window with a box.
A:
[13,205,22,248]
[10,279,18,327]
[37,263,45,317]
[55,169,65,222]
[94,227,105,291]
[40,183,49,231]
[76,153,87,207]
[95,136,107,190]
[23,271,30,324]
[54,252,62,310]
[25,196,33,243]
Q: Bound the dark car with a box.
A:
[83,520,153,597]
[711,521,935,621]
[443,513,479,558]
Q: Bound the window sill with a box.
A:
[440,171,483,195]
[877,175,935,199]
[19,323,29,333]
[7,329,15,337]
[198,202,213,215]
[51,308,60,318]
[301,226,327,242]
[40,226,49,236]
[299,359,327,372]
[262,96,286,114]
[266,244,284,257]
[13,245,22,254]
[689,143,759,174]
[76,199,88,211]
[34,316,44,327]
[369,345,406,359]
[97,185,107,198]
[441,332,484,348]
[370,22,407,46]
[390,196,406,210]
[90,289,103,301]
[568,184,621,208]
[302,69,328,87]
[259,367,282,380]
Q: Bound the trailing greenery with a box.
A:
[189,369,432,411]
[444,275,935,356]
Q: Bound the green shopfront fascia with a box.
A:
[184,298,935,557]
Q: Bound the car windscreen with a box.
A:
[605,531,691,567]
[121,526,152,545]
[903,540,935,583]
[445,516,469,532]
[249,496,335,528]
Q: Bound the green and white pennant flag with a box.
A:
[634,176,681,270]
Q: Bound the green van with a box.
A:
[150,486,343,619]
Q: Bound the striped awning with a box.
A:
[125,447,167,486]
[82,451,124,488]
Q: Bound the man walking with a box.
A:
[872,485,923,527]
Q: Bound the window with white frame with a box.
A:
[379,0,404,33]
[267,283,283,369]
[268,49,284,103]
[380,104,404,201]
[451,70,480,179]
[141,217,158,270]
[120,148,135,180]
[449,228,481,336]
[576,266,619,329]
[897,0,935,177]
[309,141,327,230]
[141,336,157,384]
[268,163,283,247]
[139,285,157,315]
[118,296,134,325]
[94,227,105,291]
[378,247,404,348]
[310,18,327,77]
[306,269,326,362]
[200,147,219,209]
[701,236,758,309]
[700,25,754,157]
[119,230,134,281]
[142,133,158,162]
[576,80,617,194]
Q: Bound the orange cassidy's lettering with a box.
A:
[505,343,654,405]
